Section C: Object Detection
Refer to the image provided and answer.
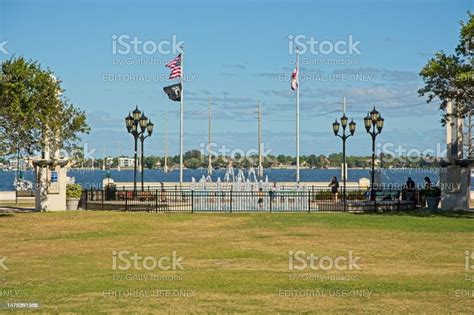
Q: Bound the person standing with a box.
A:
[269,182,277,203]
[257,187,264,209]
[329,176,339,202]
[160,182,167,203]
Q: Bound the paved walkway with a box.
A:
[0,206,35,213]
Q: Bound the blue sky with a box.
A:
[1,0,472,158]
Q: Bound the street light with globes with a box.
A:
[332,114,356,211]
[363,107,384,201]
[125,106,154,194]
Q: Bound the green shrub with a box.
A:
[313,190,332,200]
[347,190,366,200]
[66,184,82,199]
[312,190,366,200]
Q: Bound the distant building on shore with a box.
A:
[105,157,114,167]
[118,157,135,168]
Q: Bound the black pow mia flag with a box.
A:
[163,83,182,102]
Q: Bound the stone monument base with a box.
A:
[33,158,69,211]
[440,165,471,211]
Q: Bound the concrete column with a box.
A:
[441,100,471,211]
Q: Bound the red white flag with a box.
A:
[291,66,298,90]
[165,54,182,79]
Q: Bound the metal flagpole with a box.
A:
[208,97,212,176]
[179,46,184,184]
[257,101,263,177]
[342,97,347,211]
[296,49,300,182]
[102,145,106,171]
[164,112,168,173]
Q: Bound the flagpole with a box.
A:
[296,49,300,183]
[257,101,263,177]
[208,97,212,176]
[179,47,184,184]
[342,97,346,183]
[164,112,168,173]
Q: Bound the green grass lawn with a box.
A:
[0,211,473,313]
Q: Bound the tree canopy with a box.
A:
[0,57,89,158]
[419,12,474,124]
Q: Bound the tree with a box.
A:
[186,157,201,169]
[0,57,90,157]
[215,156,228,168]
[184,150,202,160]
[327,153,342,166]
[419,12,474,124]
[144,155,160,169]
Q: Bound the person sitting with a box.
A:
[403,177,416,202]
[424,177,432,189]
[405,177,416,190]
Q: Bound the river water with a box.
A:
[0,168,445,191]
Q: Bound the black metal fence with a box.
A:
[81,188,421,213]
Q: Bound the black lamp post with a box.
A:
[364,107,384,201]
[125,106,154,194]
[139,117,154,191]
[332,115,356,211]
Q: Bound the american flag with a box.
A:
[166,54,182,79]
[291,66,298,91]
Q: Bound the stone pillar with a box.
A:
[446,100,464,160]
[35,164,48,212]
[440,166,470,210]
[340,163,347,182]
[440,100,471,211]
[34,159,69,211]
